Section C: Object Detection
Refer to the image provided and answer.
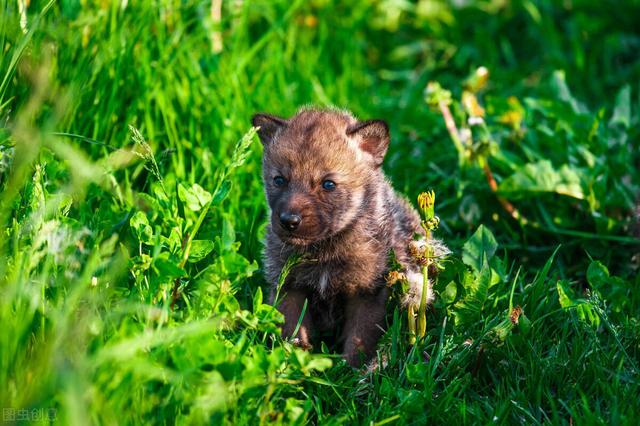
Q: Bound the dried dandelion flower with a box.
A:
[386,270,407,287]
[408,239,427,258]
[509,306,523,325]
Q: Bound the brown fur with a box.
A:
[252,108,423,367]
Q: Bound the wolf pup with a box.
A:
[252,108,436,367]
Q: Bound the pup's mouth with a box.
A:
[280,235,314,246]
[273,225,323,246]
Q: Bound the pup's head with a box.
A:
[252,108,389,246]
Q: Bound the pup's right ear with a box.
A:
[251,113,288,145]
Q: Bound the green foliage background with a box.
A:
[1,0,639,424]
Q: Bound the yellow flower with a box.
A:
[417,191,435,219]
[463,66,489,93]
[462,91,485,118]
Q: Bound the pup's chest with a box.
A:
[292,256,384,298]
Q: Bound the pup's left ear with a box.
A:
[251,113,288,146]
[346,120,390,167]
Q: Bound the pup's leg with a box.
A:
[276,289,314,349]
[341,288,388,367]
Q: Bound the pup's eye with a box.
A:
[273,176,287,187]
[322,180,337,191]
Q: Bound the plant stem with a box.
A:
[210,0,223,53]
[481,159,526,224]
[408,304,416,345]
[171,199,212,310]
[439,102,465,166]
[417,264,429,339]
[438,96,530,226]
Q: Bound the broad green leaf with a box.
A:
[253,286,263,313]
[285,398,308,424]
[154,256,186,279]
[191,183,213,206]
[165,227,182,253]
[188,240,215,263]
[221,215,235,250]
[138,193,161,212]
[609,85,631,128]
[556,280,578,308]
[556,280,600,327]
[441,281,457,304]
[213,180,231,204]
[254,303,284,334]
[178,183,212,212]
[301,357,332,373]
[185,371,227,420]
[462,225,498,272]
[551,70,587,114]
[453,256,492,327]
[498,160,585,200]
[586,260,610,290]
[586,260,629,313]
[130,211,153,244]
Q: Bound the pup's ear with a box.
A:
[251,113,288,145]
[346,120,390,167]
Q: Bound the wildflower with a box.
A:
[408,239,427,258]
[406,190,450,345]
[304,15,318,28]
[468,116,485,126]
[417,191,435,220]
[509,306,523,325]
[424,82,452,108]
[462,92,485,119]
[463,66,489,93]
[386,270,407,286]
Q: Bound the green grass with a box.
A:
[1,0,639,424]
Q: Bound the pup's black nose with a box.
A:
[279,212,301,231]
